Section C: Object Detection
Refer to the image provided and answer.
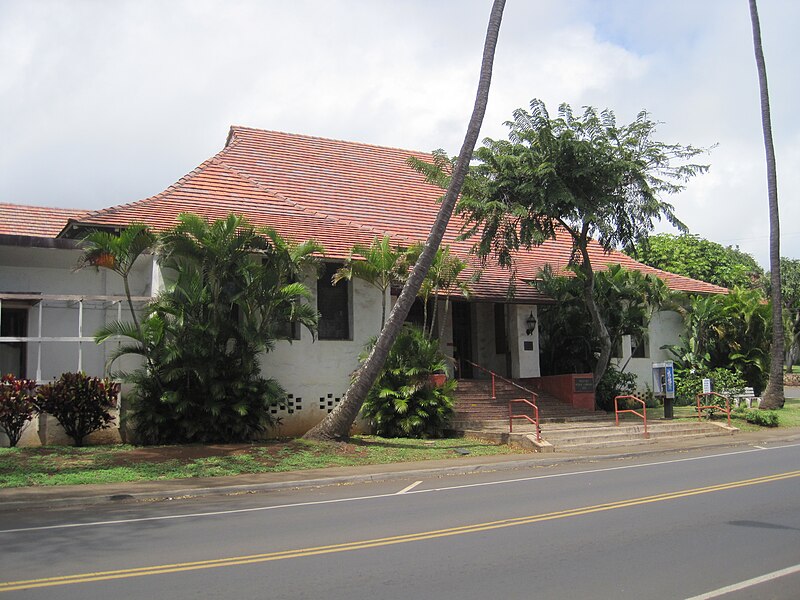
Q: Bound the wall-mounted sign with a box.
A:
[574,377,594,393]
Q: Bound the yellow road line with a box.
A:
[2,469,798,593]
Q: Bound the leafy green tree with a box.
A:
[333,236,416,330]
[631,233,765,290]
[361,325,456,438]
[458,99,708,388]
[304,0,505,441]
[99,213,320,444]
[774,257,800,367]
[666,288,771,393]
[534,264,668,380]
[749,0,784,409]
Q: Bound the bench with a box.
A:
[724,387,761,409]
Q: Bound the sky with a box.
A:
[1,0,797,268]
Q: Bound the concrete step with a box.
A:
[453,417,734,451]
[540,421,731,450]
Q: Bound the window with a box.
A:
[317,262,350,340]
[631,332,649,358]
[0,308,27,377]
[494,303,507,354]
[275,319,300,341]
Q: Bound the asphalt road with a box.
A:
[2,442,799,599]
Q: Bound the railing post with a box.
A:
[491,373,495,400]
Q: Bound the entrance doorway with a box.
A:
[451,301,473,378]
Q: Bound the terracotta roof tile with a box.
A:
[0,203,89,238]
[6,127,727,299]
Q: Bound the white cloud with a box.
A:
[0,0,797,266]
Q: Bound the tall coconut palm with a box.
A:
[749,0,784,408]
[303,0,506,441]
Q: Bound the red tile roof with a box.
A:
[13,127,729,299]
[0,203,89,238]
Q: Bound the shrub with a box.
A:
[0,374,38,447]
[675,368,746,406]
[35,373,119,447]
[361,325,456,438]
[734,408,779,427]
[595,366,637,412]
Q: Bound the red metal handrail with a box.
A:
[509,399,540,439]
[463,360,540,441]
[695,392,732,427]
[614,395,648,438]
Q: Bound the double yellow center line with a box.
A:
[2,469,799,593]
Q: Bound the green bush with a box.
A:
[361,325,456,438]
[595,366,637,412]
[734,408,779,427]
[35,373,119,447]
[675,368,745,406]
[0,374,38,447]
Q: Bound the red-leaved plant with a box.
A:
[0,374,38,447]
[36,373,119,447]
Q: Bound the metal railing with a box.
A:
[695,392,732,427]
[463,360,540,441]
[614,395,648,438]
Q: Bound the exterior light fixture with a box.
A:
[525,311,537,336]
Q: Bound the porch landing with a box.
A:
[451,379,737,452]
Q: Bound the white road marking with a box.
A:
[396,481,423,494]
[684,563,800,599]
[2,442,798,535]
[753,445,768,449]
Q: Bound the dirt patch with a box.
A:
[103,439,368,467]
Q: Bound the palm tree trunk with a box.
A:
[303,0,506,440]
[749,0,784,409]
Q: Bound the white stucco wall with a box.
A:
[612,310,683,392]
[0,245,153,382]
[509,304,540,378]
[261,276,384,436]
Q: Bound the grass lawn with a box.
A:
[0,435,524,489]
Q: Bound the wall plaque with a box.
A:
[574,377,594,392]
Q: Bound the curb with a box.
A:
[4,430,800,512]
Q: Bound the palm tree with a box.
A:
[78,223,155,336]
[749,0,784,409]
[303,0,506,441]
[427,246,471,341]
[333,235,415,330]
[97,213,321,443]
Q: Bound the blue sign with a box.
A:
[665,362,675,399]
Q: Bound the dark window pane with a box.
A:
[318,262,349,340]
[494,303,507,354]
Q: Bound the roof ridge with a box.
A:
[0,202,86,213]
[227,125,435,159]
[214,156,417,246]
